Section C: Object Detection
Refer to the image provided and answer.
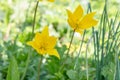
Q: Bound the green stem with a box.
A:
[21,1,39,80]
[74,30,86,70]
[85,35,93,80]
[66,29,75,55]
[32,1,39,35]
[59,29,75,71]
[37,57,43,80]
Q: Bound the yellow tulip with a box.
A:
[27,26,60,59]
[67,5,98,34]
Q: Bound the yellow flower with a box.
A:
[27,26,60,59]
[67,5,98,34]
[39,0,54,2]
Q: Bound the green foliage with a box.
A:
[102,62,115,80]
[6,56,20,80]
[66,69,78,80]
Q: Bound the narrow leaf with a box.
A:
[6,56,20,80]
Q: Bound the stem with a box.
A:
[32,1,39,35]
[74,30,86,70]
[37,57,43,80]
[85,35,93,80]
[66,29,75,55]
[21,1,39,80]
[59,29,75,71]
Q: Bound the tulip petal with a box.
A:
[73,5,83,21]
[79,12,98,29]
[76,29,84,34]
[67,18,76,29]
[27,41,39,51]
[48,0,54,2]
[47,49,60,59]
[34,32,41,42]
[41,26,49,36]
[48,36,57,48]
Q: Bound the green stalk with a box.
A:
[74,30,86,70]
[59,29,75,71]
[106,19,112,54]
[32,1,39,35]
[88,2,97,62]
[114,47,120,80]
[108,21,120,53]
[85,35,93,80]
[21,1,39,80]
[66,29,75,55]
[37,56,43,80]
[101,6,106,68]
[95,31,100,80]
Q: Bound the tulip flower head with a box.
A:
[27,26,60,59]
[67,5,98,34]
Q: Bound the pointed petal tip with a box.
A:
[66,9,72,16]
[26,41,33,46]
[48,49,60,59]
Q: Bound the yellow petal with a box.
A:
[47,49,60,59]
[76,29,84,34]
[79,12,98,29]
[41,26,49,37]
[27,41,39,51]
[66,9,73,18]
[67,18,76,29]
[66,9,76,22]
[73,5,83,21]
[48,0,54,2]
[27,41,46,55]
[48,36,57,48]
[39,0,54,2]
[34,32,41,42]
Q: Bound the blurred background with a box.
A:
[0,0,119,41]
[0,0,120,80]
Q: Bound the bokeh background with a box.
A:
[0,0,120,80]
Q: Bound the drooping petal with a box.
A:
[79,12,98,29]
[73,5,83,21]
[47,49,60,59]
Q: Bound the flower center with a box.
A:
[39,46,47,53]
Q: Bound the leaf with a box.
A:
[6,56,20,80]
[66,69,78,80]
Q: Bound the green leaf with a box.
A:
[6,56,20,80]
[66,69,78,80]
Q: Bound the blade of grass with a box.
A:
[88,2,97,63]
[85,35,93,80]
[95,31,100,80]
